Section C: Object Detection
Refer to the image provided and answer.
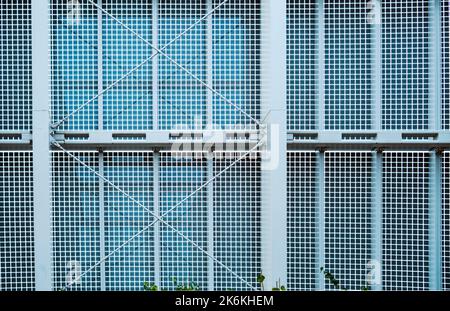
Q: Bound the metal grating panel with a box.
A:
[0,152,34,290]
[159,151,208,290]
[103,152,153,290]
[213,152,260,290]
[287,151,317,291]
[382,151,430,290]
[443,0,450,130]
[212,0,260,129]
[158,1,206,130]
[382,0,430,130]
[443,152,450,289]
[51,151,101,290]
[324,151,372,290]
[50,0,98,130]
[325,1,372,130]
[0,1,32,131]
[102,2,153,130]
[286,0,316,131]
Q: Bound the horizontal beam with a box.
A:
[288,131,450,148]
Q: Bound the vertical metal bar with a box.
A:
[371,0,382,131]
[317,151,325,290]
[152,0,159,130]
[431,0,442,131]
[371,151,383,290]
[430,150,442,290]
[32,0,51,291]
[260,0,287,289]
[206,0,213,129]
[97,0,103,130]
[98,150,106,290]
[153,151,160,287]
[317,0,325,131]
[207,154,214,290]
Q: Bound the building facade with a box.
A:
[0,0,449,291]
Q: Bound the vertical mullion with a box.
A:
[207,154,214,290]
[372,151,383,290]
[98,150,106,290]
[317,151,325,290]
[32,0,51,291]
[206,0,213,129]
[431,0,442,131]
[371,0,382,131]
[152,0,159,130]
[430,150,442,290]
[97,0,103,130]
[153,151,160,287]
[317,0,324,130]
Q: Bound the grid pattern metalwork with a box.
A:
[103,151,154,290]
[51,151,101,290]
[382,0,430,130]
[443,152,450,289]
[0,1,32,131]
[324,1,372,130]
[287,151,317,290]
[102,2,153,130]
[213,152,261,290]
[324,151,372,290]
[159,151,208,290]
[158,1,206,130]
[50,0,98,130]
[286,0,316,131]
[0,152,34,291]
[443,0,449,130]
[212,0,260,129]
[382,152,430,290]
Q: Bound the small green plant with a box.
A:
[257,273,265,291]
[143,277,199,291]
[320,267,369,291]
[257,273,287,291]
[272,279,286,291]
[143,281,158,291]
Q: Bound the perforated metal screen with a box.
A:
[382,0,430,130]
[324,151,372,290]
[213,152,261,290]
[0,152,34,291]
[443,152,450,289]
[286,0,316,131]
[382,152,430,290]
[443,0,449,130]
[0,1,32,131]
[287,151,317,290]
[325,1,372,130]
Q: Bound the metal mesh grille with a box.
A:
[0,1,32,131]
[324,151,372,290]
[212,0,260,129]
[382,0,430,130]
[0,152,34,290]
[213,152,260,290]
[158,1,206,130]
[159,151,208,290]
[286,0,316,131]
[103,151,153,290]
[382,152,430,290]
[50,0,98,130]
[287,151,317,290]
[51,151,101,290]
[442,0,450,130]
[325,0,372,130]
[443,152,450,290]
[102,2,153,130]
